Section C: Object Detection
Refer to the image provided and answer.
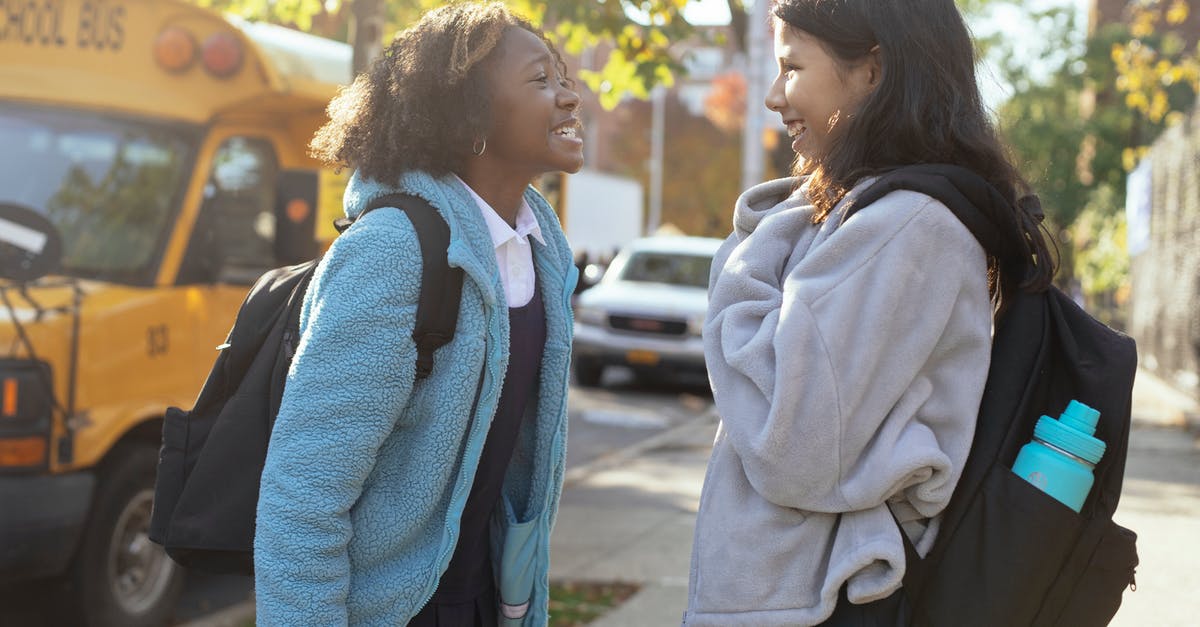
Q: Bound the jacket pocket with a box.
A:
[499,518,539,622]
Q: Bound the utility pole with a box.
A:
[741,0,770,191]
[648,85,666,234]
[351,0,386,75]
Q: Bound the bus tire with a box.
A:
[68,445,185,627]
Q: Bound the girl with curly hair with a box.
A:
[686,0,1053,625]
[253,3,584,625]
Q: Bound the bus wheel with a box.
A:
[70,445,185,627]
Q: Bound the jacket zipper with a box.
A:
[411,339,490,617]
[413,260,573,621]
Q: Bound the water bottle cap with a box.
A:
[1059,400,1100,435]
[1034,415,1106,464]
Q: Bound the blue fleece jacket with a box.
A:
[254,170,578,626]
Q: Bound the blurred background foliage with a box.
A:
[188,0,1198,325]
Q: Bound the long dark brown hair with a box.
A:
[309,2,569,183]
[773,0,1054,299]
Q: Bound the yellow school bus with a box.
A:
[0,1,349,623]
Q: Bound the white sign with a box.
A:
[1125,159,1151,257]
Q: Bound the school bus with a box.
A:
[0,1,350,623]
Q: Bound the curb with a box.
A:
[177,594,255,627]
[563,408,718,488]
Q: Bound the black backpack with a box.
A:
[850,165,1139,626]
[148,193,463,575]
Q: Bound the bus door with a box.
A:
[172,129,321,356]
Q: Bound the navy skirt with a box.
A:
[409,580,497,627]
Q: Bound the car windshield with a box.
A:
[618,251,713,289]
[0,102,197,282]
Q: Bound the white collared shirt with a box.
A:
[455,175,545,307]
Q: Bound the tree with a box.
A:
[984,0,1199,320]
[608,94,742,237]
[351,0,386,73]
[190,0,698,101]
[703,72,745,134]
[979,4,1142,315]
[1111,0,1199,166]
[993,7,1094,231]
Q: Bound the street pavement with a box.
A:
[176,366,1200,627]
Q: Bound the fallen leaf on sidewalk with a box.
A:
[549,580,640,626]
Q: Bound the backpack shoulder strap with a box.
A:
[844,163,1032,270]
[849,166,1042,596]
[336,193,464,380]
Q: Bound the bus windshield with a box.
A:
[0,102,197,282]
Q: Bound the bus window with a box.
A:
[178,136,279,284]
[0,102,197,284]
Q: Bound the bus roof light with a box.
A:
[202,32,244,79]
[154,26,198,74]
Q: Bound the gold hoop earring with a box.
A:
[472,139,487,156]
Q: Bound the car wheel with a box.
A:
[574,358,604,387]
[68,445,185,627]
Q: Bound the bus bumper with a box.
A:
[0,472,95,581]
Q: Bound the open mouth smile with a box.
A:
[552,119,583,142]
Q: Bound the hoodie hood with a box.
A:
[732,176,887,240]
[343,169,477,221]
[732,177,804,239]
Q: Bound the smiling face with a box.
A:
[480,27,584,178]
[765,20,877,163]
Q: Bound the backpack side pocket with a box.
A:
[1037,520,1138,627]
[912,465,1083,627]
[149,406,189,547]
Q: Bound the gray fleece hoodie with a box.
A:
[684,177,992,626]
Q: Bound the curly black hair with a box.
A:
[309,1,570,183]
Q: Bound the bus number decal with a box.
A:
[147,324,169,357]
[1,0,125,52]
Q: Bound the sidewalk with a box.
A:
[550,411,717,627]
[553,366,1200,626]
[181,367,1195,627]
[1130,366,1200,429]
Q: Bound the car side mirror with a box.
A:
[0,203,63,282]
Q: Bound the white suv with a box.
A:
[572,236,724,386]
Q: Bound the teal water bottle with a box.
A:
[1011,400,1106,513]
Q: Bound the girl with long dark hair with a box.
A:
[686,1,1052,625]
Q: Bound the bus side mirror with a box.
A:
[0,203,63,282]
[274,170,319,265]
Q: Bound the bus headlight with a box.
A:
[0,362,54,470]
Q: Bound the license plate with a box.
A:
[626,349,660,366]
